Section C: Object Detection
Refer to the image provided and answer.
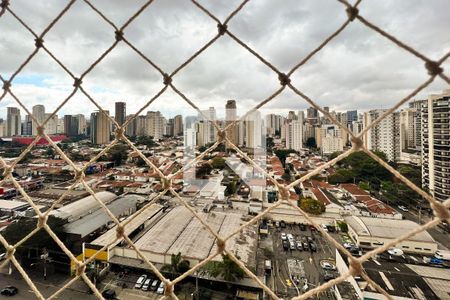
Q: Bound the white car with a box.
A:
[320,224,328,232]
[156,282,165,294]
[321,262,336,270]
[142,278,151,291]
[281,233,287,240]
[343,242,355,249]
[398,205,409,212]
[135,275,147,289]
[287,233,294,241]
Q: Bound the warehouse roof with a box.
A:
[344,216,435,243]
[64,194,144,238]
[0,200,29,210]
[50,191,116,221]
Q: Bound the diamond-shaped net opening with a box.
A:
[0,0,449,299]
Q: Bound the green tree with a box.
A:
[274,149,297,167]
[299,197,325,215]
[211,157,226,169]
[203,254,244,282]
[305,137,316,149]
[225,180,237,196]
[108,143,129,166]
[161,252,191,279]
[136,135,157,148]
[266,137,274,150]
[328,169,357,184]
[398,165,422,187]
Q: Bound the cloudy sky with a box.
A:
[0,0,449,120]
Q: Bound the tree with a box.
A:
[211,157,226,169]
[161,252,191,279]
[136,135,156,148]
[299,197,325,215]
[398,165,422,187]
[196,163,212,178]
[305,137,316,149]
[203,254,244,282]
[225,180,237,196]
[266,137,274,150]
[274,149,297,167]
[108,143,129,166]
[328,169,357,184]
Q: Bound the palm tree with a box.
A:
[204,254,244,282]
[161,252,190,279]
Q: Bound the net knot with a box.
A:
[37,126,44,136]
[163,73,172,85]
[279,186,290,200]
[431,201,449,221]
[346,6,359,21]
[73,77,82,87]
[217,23,228,36]
[6,245,15,258]
[115,127,124,140]
[217,130,226,143]
[0,0,9,9]
[351,136,363,150]
[38,214,48,228]
[74,170,85,181]
[116,225,125,239]
[76,263,86,277]
[278,73,291,86]
[2,166,12,177]
[162,177,172,190]
[34,37,44,48]
[216,239,226,253]
[349,258,363,276]
[2,80,11,91]
[114,30,124,42]
[425,60,443,76]
[164,281,174,296]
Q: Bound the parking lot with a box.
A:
[262,222,344,299]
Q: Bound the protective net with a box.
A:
[0,0,449,299]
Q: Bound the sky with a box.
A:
[0,0,449,120]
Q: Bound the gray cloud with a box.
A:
[0,0,449,120]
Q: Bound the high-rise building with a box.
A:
[245,110,263,148]
[125,115,137,137]
[318,124,343,155]
[399,108,418,151]
[166,118,175,136]
[136,115,147,136]
[115,102,126,127]
[44,113,58,134]
[0,120,6,137]
[265,114,283,136]
[146,111,164,140]
[225,100,238,147]
[6,107,21,136]
[64,115,80,136]
[199,107,216,144]
[90,110,111,145]
[174,114,183,136]
[285,120,303,151]
[307,106,319,125]
[32,104,45,136]
[346,110,358,124]
[421,89,450,202]
[287,111,297,121]
[22,114,32,136]
[363,109,400,162]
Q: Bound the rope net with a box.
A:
[0,0,449,299]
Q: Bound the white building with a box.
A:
[146,111,164,140]
[363,109,400,162]
[44,113,58,134]
[422,89,450,202]
[318,124,343,155]
[245,110,262,148]
[32,104,45,136]
[6,107,21,136]
[285,120,303,151]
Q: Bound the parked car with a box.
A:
[151,280,159,291]
[289,241,296,250]
[142,278,152,291]
[302,242,309,251]
[282,240,289,250]
[156,282,165,294]
[343,242,355,249]
[320,224,328,232]
[280,220,286,228]
[321,262,336,270]
[281,233,287,241]
[0,286,18,296]
[135,275,147,289]
[299,223,306,231]
[326,225,336,233]
[101,289,116,299]
[287,233,294,241]
[275,221,280,228]
[323,272,336,282]
[306,236,314,243]
[398,205,409,212]
[309,242,317,252]
[296,241,303,251]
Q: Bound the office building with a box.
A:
[6,107,21,136]
[174,115,183,136]
[318,124,344,155]
[115,102,126,127]
[225,100,238,147]
[90,110,111,145]
[285,120,303,151]
[146,111,164,140]
[31,104,45,136]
